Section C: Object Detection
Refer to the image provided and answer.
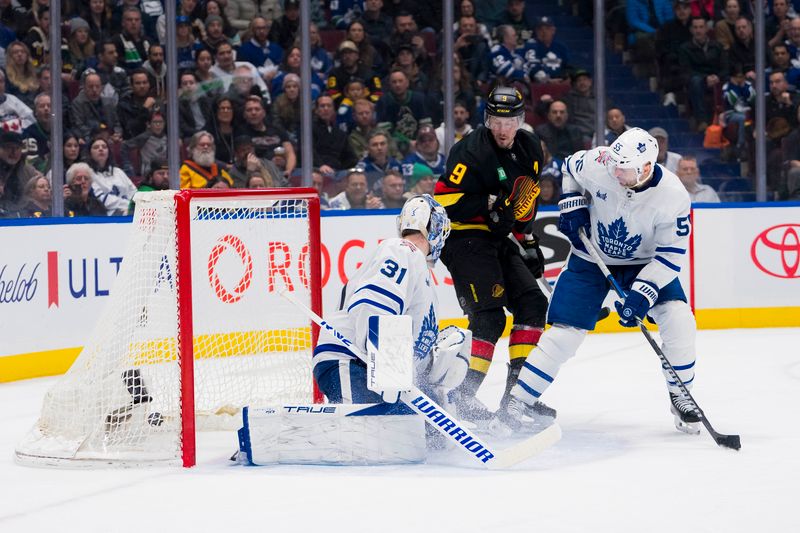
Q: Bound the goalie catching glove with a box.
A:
[426,326,471,390]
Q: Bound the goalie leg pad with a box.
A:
[511,325,586,405]
[239,403,426,466]
[313,360,383,404]
[649,300,696,394]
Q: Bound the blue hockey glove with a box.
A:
[615,279,659,327]
[557,193,590,252]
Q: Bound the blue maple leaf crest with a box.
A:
[636,142,646,153]
[596,218,642,259]
[414,304,438,360]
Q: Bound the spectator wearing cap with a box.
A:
[327,39,384,106]
[64,162,107,216]
[489,25,528,84]
[228,135,285,188]
[121,109,167,179]
[536,100,584,159]
[401,124,446,179]
[526,17,571,83]
[376,68,430,151]
[0,131,40,208]
[497,0,536,45]
[388,12,419,62]
[562,69,597,146]
[435,100,474,147]
[113,6,153,73]
[378,169,407,209]
[269,0,301,51]
[22,93,50,173]
[402,162,436,199]
[174,16,203,70]
[238,16,284,84]
[676,156,720,202]
[63,17,96,81]
[271,45,326,101]
[649,127,682,173]
[655,0,693,106]
[210,42,271,101]
[391,42,427,92]
[117,68,159,139]
[240,95,297,176]
[202,15,233,55]
[89,39,131,103]
[359,130,403,182]
[178,71,213,140]
[679,16,728,131]
[454,14,491,86]
[70,71,122,143]
[137,157,170,192]
[313,94,359,176]
[179,130,234,189]
[362,0,394,43]
[203,0,239,44]
[328,168,384,210]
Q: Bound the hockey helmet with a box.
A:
[397,194,451,265]
[607,127,659,188]
[485,86,525,130]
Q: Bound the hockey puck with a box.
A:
[147,412,164,426]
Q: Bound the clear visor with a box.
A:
[485,114,524,132]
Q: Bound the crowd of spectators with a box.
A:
[0,0,797,219]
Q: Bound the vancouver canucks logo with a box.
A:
[414,304,437,360]
[636,142,646,153]
[597,218,642,259]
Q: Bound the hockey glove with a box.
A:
[519,235,545,278]
[428,326,471,389]
[615,279,659,327]
[557,193,590,252]
[487,191,516,235]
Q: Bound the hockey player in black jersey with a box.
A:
[434,86,555,425]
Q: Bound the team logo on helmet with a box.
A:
[637,142,646,153]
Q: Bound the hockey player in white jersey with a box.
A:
[491,127,702,436]
[313,194,469,407]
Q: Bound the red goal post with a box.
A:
[16,189,323,468]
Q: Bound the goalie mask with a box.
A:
[397,194,451,265]
[607,127,659,188]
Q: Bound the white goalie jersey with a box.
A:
[315,238,438,375]
[562,147,692,290]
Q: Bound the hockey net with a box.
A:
[16,189,322,467]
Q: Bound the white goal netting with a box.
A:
[16,190,319,467]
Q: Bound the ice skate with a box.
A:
[670,392,701,435]
[448,389,493,426]
[488,397,525,438]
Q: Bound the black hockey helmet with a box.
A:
[485,86,525,118]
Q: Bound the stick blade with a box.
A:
[487,423,562,470]
[716,434,741,451]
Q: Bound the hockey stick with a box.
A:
[507,235,611,320]
[578,230,741,450]
[280,289,562,469]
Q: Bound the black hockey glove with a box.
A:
[487,191,516,235]
[519,236,545,278]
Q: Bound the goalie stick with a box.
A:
[280,289,561,469]
[578,230,741,451]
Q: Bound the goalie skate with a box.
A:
[670,393,701,435]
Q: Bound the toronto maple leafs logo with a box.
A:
[636,142,646,153]
[414,304,438,360]
[597,218,642,259]
[596,190,607,201]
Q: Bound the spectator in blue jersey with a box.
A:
[271,46,325,101]
[309,23,333,78]
[113,6,153,74]
[785,18,800,68]
[402,124,446,180]
[329,0,363,29]
[237,16,283,86]
[375,68,429,152]
[527,17,571,83]
[336,78,368,133]
[359,129,403,184]
[721,65,755,154]
[679,16,728,131]
[489,24,528,84]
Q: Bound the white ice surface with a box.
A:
[1,328,799,532]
